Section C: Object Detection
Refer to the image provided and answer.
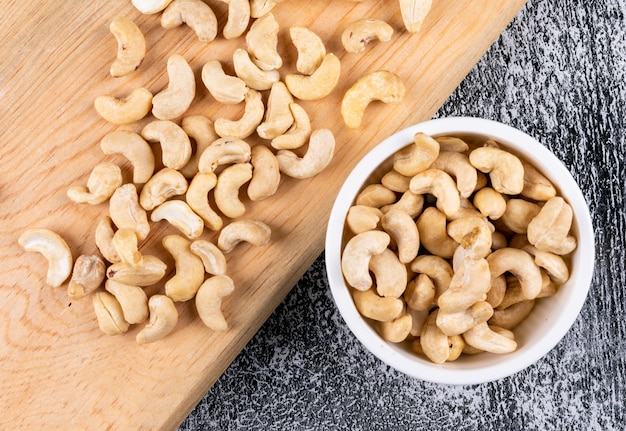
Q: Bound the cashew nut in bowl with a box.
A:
[409,255,453,298]
[94,87,153,125]
[369,248,407,298]
[161,0,218,42]
[436,301,494,336]
[141,120,192,170]
[248,145,280,201]
[190,239,227,275]
[111,229,143,268]
[352,288,403,322]
[285,53,341,101]
[420,309,450,364]
[473,187,506,220]
[381,170,411,193]
[520,159,557,201]
[381,209,420,264]
[341,230,390,291]
[355,184,397,209]
[399,0,432,33]
[341,18,394,53]
[95,216,121,264]
[404,273,435,311]
[152,54,196,120]
[271,103,311,150]
[68,255,105,300]
[201,60,248,105]
[276,129,335,179]
[136,294,179,344]
[105,279,149,324]
[180,115,219,178]
[437,256,491,312]
[150,200,205,239]
[469,146,525,195]
[197,137,252,173]
[500,199,541,234]
[67,162,123,205]
[233,48,280,91]
[462,322,517,354]
[409,169,461,218]
[380,191,424,219]
[246,13,282,71]
[109,183,150,241]
[214,89,264,139]
[100,130,155,184]
[341,70,405,129]
[214,163,253,218]
[217,219,271,253]
[139,168,188,211]
[346,205,383,235]
[429,151,478,198]
[109,16,146,77]
[378,312,412,343]
[92,291,129,336]
[393,132,440,177]
[217,0,250,39]
[132,0,174,14]
[195,275,235,331]
[289,26,325,75]
[527,196,577,255]
[416,207,457,259]
[106,255,168,286]
[162,235,205,302]
[185,172,223,231]
[257,82,294,140]
[250,0,287,17]
[486,247,543,300]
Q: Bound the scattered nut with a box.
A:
[285,53,341,100]
[217,219,271,253]
[195,275,235,331]
[93,291,130,336]
[214,163,253,218]
[18,228,73,288]
[139,168,188,211]
[190,239,228,275]
[109,183,150,241]
[141,120,192,170]
[276,129,335,179]
[163,235,205,302]
[270,103,311,150]
[185,172,223,231]
[217,0,251,39]
[233,48,280,91]
[105,279,149,325]
[100,130,155,184]
[257,81,294,140]
[245,12,282,71]
[136,294,179,344]
[106,255,168,286]
[150,200,205,239]
[202,60,248,105]
[68,255,105,300]
[180,115,220,179]
[132,0,174,14]
[111,229,143,268]
[161,0,218,42]
[214,89,265,139]
[341,18,393,53]
[67,162,123,205]
[109,16,146,77]
[94,87,153,125]
[197,137,252,174]
[399,0,432,33]
[289,26,326,75]
[152,54,196,120]
[248,144,281,201]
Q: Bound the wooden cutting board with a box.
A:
[0,1,527,429]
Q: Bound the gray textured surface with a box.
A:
[179,0,626,429]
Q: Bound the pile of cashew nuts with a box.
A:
[341,132,578,363]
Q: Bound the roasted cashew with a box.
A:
[341,70,405,129]
[195,275,235,331]
[233,48,280,91]
[139,168,188,211]
[100,130,155,184]
[250,0,287,17]
[436,301,494,336]
[500,199,541,234]
[68,255,105,299]
[105,279,149,324]
[408,307,429,337]
[248,145,280,201]
[521,159,557,201]
[429,151,478,198]
[109,16,146,77]
[246,13,282,71]
[487,247,543,300]
[186,172,223,231]
[152,54,196,120]
[355,184,397,209]
[404,273,435,311]
[462,322,517,354]
[369,248,407,298]
[341,18,393,53]
[95,216,121,264]
[217,219,271,253]
[346,205,383,235]
[378,312,412,343]
[497,273,556,310]
[190,239,227,275]
[163,235,205,302]
[92,291,129,336]
[532,249,570,284]
[393,132,440,177]
[420,309,450,364]
[285,53,341,101]
[106,255,167,286]
[485,274,507,309]
[381,169,411,193]
[201,60,248,104]
[352,288,403,322]
[289,26,325,75]
[447,215,493,259]
[217,0,251,39]
[132,0,174,14]
[271,103,311,150]
[214,89,264,139]
[416,207,457,259]
[257,82,294,140]
[381,209,419,264]
[141,120,192,170]
[438,256,491,312]
[67,162,122,205]
[197,137,251,173]
[150,200,205,239]
[380,190,424,219]
[111,229,143,268]
[214,163,253,218]
[341,230,390,291]
[136,294,179,344]
[94,87,153,125]
[276,129,335,179]
[180,115,219,178]
[527,196,577,255]
[436,136,470,153]
[469,146,525,195]
[473,187,506,220]
[490,299,535,330]
[161,0,218,42]
[409,169,461,218]
[399,0,432,33]
[109,183,150,241]
[410,255,453,298]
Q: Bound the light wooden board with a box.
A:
[0,1,527,429]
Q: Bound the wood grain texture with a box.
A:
[0,1,526,429]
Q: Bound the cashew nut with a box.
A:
[197,137,252,174]
[92,291,129,336]
[152,54,196,120]
[289,26,325,75]
[109,183,150,241]
[380,190,424,219]
[67,162,123,205]
[404,273,435,311]
[473,187,506,220]
[141,120,192,170]
[409,169,461,218]
[201,60,248,104]
[67,255,105,300]
[490,299,535,330]
[416,207,457,259]
[270,103,311,150]
[436,136,470,153]
[420,309,450,364]
[161,0,218,42]
[485,274,507,309]
[214,162,253,218]
[94,87,153,125]
[100,130,155,184]
[341,230,390,291]
[95,216,121,264]
[462,322,517,354]
[214,89,264,139]
[162,235,205,302]
[393,132,440,177]
[355,184,397,209]
[246,13,282,71]
[341,70,405,129]
[527,196,577,255]
[346,205,383,234]
[369,248,407,298]
[195,275,235,331]
[409,255,453,298]
[233,48,280,91]
[285,53,341,101]
[217,219,271,253]
[399,0,432,33]
[438,256,491,313]
[180,115,219,178]
[136,294,179,344]
[408,307,429,337]
[381,209,419,264]
[436,301,494,336]
[139,168,188,211]
[486,247,543,300]
[532,249,570,285]
[257,82,295,140]
[186,172,223,231]
[106,255,168,286]
[111,229,143,268]
[381,169,411,193]
[248,145,280,201]
[105,279,149,324]
[109,16,146,77]
[276,129,335,179]
[500,199,542,234]
[521,159,557,201]
[447,216,493,259]
[132,0,174,14]
[469,146,525,195]
[217,0,251,39]
[150,200,205,239]
[352,288,403,322]
[378,312,412,343]
[190,239,227,275]
[429,151,478,198]
[341,19,393,53]
[250,0,287,17]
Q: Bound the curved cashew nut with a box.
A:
[399,0,432,33]
[141,120,192,170]
[95,216,121,264]
[381,209,420,264]
[416,207,457,259]
[369,248,408,298]
[521,159,557,201]
[436,136,470,153]
[132,0,174,14]
[485,274,507,309]
[214,163,253,218]
[527,196,577,255]
[201,60,248,105]
[109,183,150,241]
[352,288,403,322]
[271,103,311,150]
[185,172,223,231]
[378,312,412,343]
[250,0,286,17]
[233,48,280,91]
[162,235,205,302]
[341,230,390,291]
[136,294,179,344]
[346,205,383,234]
[289,26,325,75]
[500,199,541,234]
[409,169,461,218]
[420,309,450,364]
[410,254,453,298]
[257,82,294,140]
[341,70,405,129]
[469,146,525,195]
[180,115,219,178]
[19,228,72,288]
[438,256,491,313]
[490,299,535,330]
[462,322,517,354]
[94,87,153,125]
[393,132,440,177]
[429,151,478,198]
[473,187,506,220]
[285,53,341,101]
[276,129,335,179]
[381,190,424,219]
[92,291,129,336]
[436,301,494,336]
[248,145,280,201]
[217,219,271,253]
[341,18,393,53]
[447,215,493,259]
[161,0,218,42]
[68,254,105,299]
[67,162,123,205]
[487,247,543,300]
[106,255,168,286]
[150,200,205,239]
[218,0,250,39]
[497,273,555,310]
[111,228,143,268]
[190,239,227,275]
[408,307,429,337]
[152,54,196,120]
[139,168,188,211]
[105,279,149,324]
[197,137,252,173]
[404,273,435,311]
[355,184,397,209]
[381,170,411,193]
[100,130,155,184]
[246,13,282,71]
[109,16,146,77]
[214,89,264,139]
[533,249,570,285]
[195,275,235,331]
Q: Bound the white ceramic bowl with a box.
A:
[325,117,595,385]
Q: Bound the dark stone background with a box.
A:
[179,0,625,429]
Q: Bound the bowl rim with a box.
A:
[325,116,595,385]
